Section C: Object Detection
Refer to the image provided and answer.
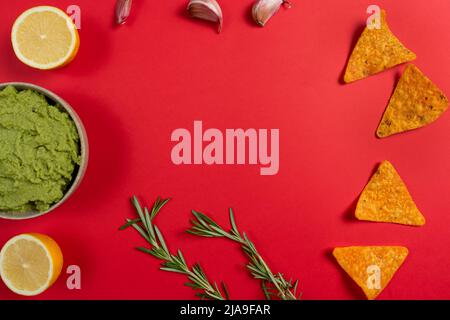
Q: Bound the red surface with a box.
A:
[1,0,450,300]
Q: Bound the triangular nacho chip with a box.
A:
[377,64,449,137]
[333,246,408,300]
[344,10,416,83]
[356,161,425,226]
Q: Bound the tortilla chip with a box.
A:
[333,246,408,300]
[356,161,425,226]
[344,10,416,83]
[377,64,449,137]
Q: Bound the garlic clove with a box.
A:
[187,0,223,33]
[252,0,291,27]
[115,0,133,25]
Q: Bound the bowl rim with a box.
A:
[0,82,89,220]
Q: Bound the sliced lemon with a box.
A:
[0,233,63,296]
[11,6,80,70]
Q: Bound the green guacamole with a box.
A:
[0,86,80,213]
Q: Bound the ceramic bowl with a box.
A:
[0,82,88,220]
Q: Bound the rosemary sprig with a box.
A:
[187,208,301,300]
[120,196,229,300]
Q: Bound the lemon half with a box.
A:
[11,6,80,70]
[0,233,63,296]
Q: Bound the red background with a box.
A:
[1,0,450,300]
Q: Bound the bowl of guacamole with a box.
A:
[0,83,88,220]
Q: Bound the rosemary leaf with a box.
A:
[153,225,170,256]
[119,218,141,230]
[261,282,272,300]
[136,246,153,254]
[221,282,230,300]
[229,209,240,235]
[184,282,202,290]
[160,267,188,275]
[130,221,151,243]
[132,196,148,230]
